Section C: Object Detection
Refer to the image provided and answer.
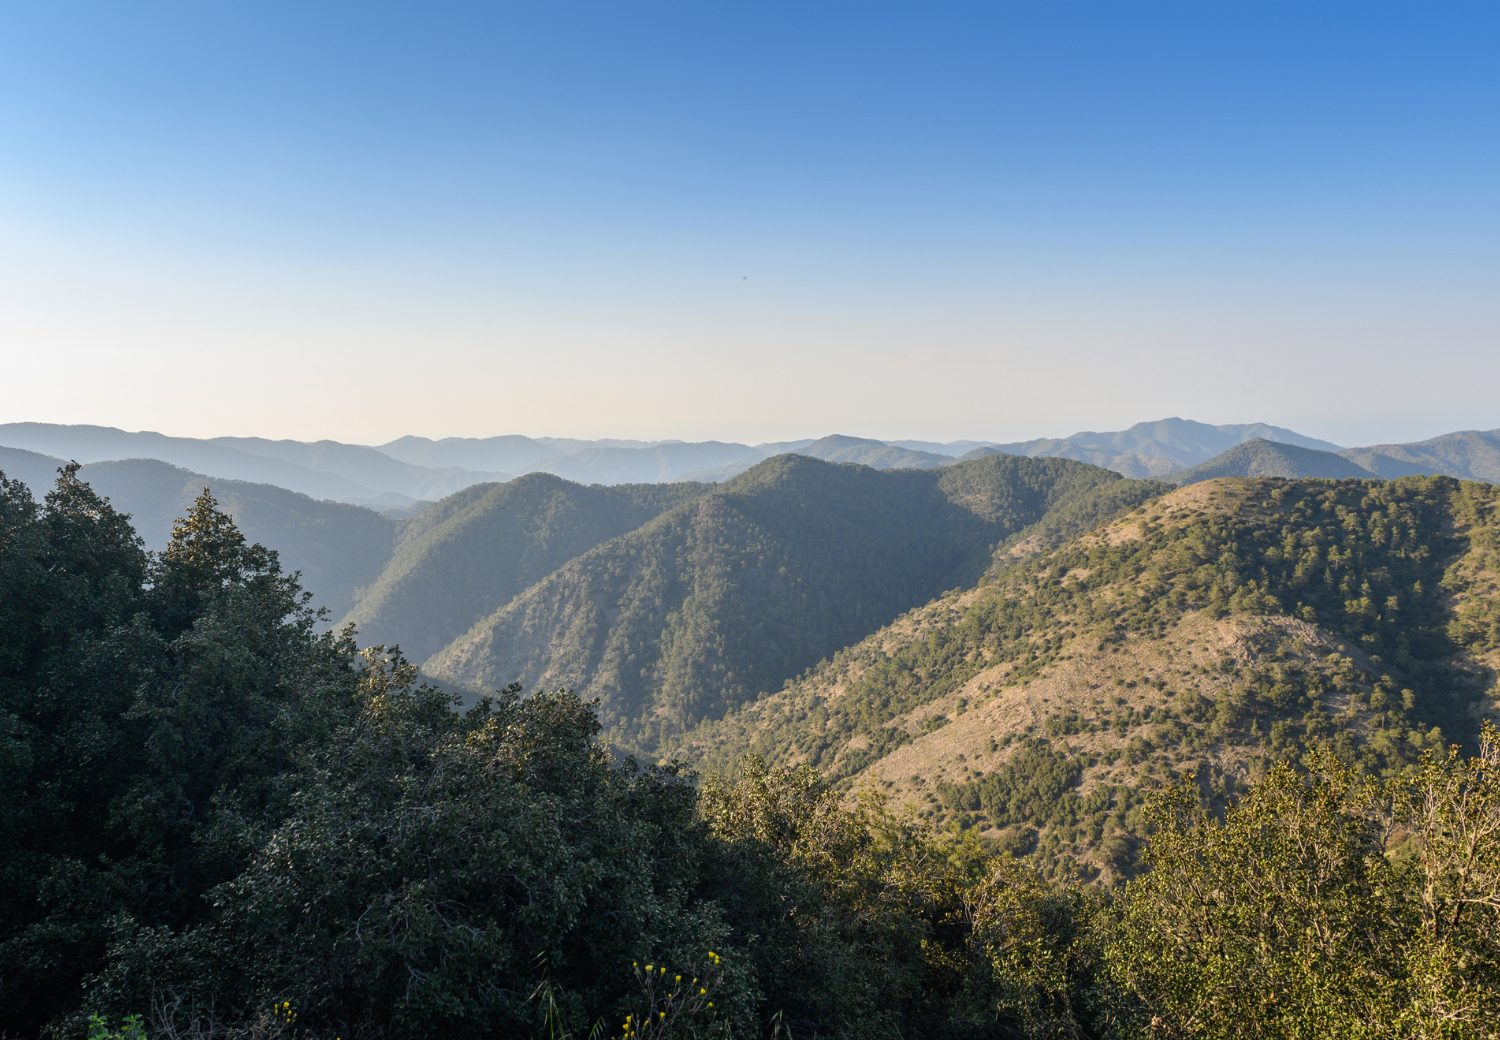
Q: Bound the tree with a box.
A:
[1103,731,1500,1040]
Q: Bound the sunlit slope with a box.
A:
[425,453,1157,751]
[676,477,1500,879]
[343,474,707,661]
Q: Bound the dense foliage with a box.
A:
[1105,741,1500,1038]
[0,467,364,1033]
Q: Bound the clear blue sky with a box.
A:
[2,1,1496,445]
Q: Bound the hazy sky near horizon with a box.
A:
[3,1,1497,447]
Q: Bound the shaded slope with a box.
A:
[1175,439,1374,483]
[425,454,1150,750]
[678,476,1500,879]
[343,474,708,661]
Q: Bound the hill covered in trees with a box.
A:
[424,454,1158,750]
[678,475,1500,879]
[3,466,1497,1040]
[1174,438,1375,482]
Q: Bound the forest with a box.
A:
[3,467,1499,1039]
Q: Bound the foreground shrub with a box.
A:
[1104,731,1500,1039]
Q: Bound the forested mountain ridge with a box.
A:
[424,453,1160,751]
[8,421,1500,494]
[1174,438,1375,483]
[677,475,1500,879]
[341,474,708,661]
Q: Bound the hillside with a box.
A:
[342,474,707,660]
[1175,439,1374,483]
[677,476,1500,880]
[1342,428,1500,482]
[1,450,395,617]
[425,453,1159,751]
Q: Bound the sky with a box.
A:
[2,1,1497,447]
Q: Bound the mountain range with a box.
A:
[7,420,1497,509]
